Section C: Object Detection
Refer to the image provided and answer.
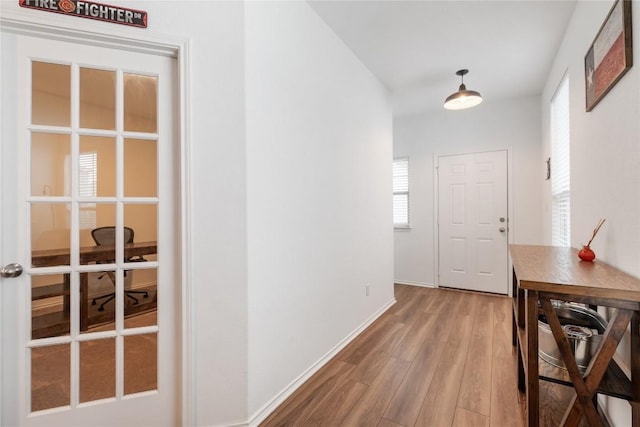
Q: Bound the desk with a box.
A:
[510,245,640,426]
[32,241,157,331]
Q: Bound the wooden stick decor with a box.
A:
[586,218,606,247]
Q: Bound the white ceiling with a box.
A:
[308,0,577,116]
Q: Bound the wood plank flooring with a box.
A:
[261,284,525,427]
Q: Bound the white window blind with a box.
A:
[393,157,409,227]
[79,152,97,198]
[551,75,570,246]
[78,152,97,230]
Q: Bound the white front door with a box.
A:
[1,33,179,426]
[437,150,508,295]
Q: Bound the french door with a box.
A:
[437,150,509,295]
[0,33,179,425]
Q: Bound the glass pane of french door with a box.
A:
[28,59,160,412]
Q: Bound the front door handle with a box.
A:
[1,263,23,278]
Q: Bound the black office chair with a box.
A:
[91,226,149,312]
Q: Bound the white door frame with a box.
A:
[0,12,195,425]
[433,148,515,296]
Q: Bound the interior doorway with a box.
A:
[436,150,509,295]
[1,31,181,426]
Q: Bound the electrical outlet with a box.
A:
[365,283,370,296]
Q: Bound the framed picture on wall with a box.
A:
[584,0,633,112]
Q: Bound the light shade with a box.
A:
[444,69,483,110]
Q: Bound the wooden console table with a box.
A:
[510,245,640,426]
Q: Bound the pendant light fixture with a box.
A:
[444,69,483,110]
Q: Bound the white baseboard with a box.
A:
[394,280,436,288]
[204,421,248,427]
[247,297,397,427]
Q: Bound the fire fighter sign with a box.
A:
[19,0,148,28]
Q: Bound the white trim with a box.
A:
[0,13,194,425]
[393,225,411,231]
[433,157,440,287]
[179,37,196,427]
[247,297,397,427]
[393,281,436,288]
[200,421,248,427]
[0,9,177,58]
[203,421,249,427]
[506,148,515,297]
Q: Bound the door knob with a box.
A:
[1,263,23,278]
[499,227,506,233]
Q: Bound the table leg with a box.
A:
[540,298,632,427]
[517,340,526,393]
[63,273,70,318]
[513,296,526,392]
[513,304,518,347]
[526,290,539,426]
[540,296,601,425]
[80,272,88,331]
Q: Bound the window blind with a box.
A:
[393,157,409,227]
[78,152,97,229]
[78,152,97,198]
[551,75,570,246]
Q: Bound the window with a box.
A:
[393,157,409,227]
[78,152,98,230]
[63,152,99,230]
[551,75,570,246]
[78,152,97,199]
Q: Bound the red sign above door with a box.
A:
[19,0,147,28]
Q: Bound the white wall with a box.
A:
[393,96,543,286]
[244,1,394,422]
[138,3,251,425]
[541,2,640,425]
[180,4,250,426]
[3,1,394,425]
[542,0,640,272]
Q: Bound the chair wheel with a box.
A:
[92,301,97,305]
[98,306,104,312]
[143,294,149,299]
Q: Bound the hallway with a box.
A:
[262,284,579,426]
